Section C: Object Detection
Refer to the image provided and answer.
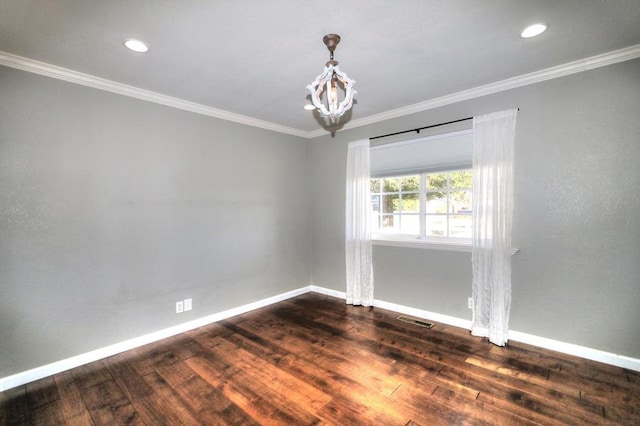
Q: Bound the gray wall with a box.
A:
[2,56,639,380]
[0,66,311,377]
[310,58,640,359]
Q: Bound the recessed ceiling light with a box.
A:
[124,39,149,53]
[304,104,316,111]
[521,23,548,38]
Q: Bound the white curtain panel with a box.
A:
[471,108,518,346]
[345,139,374,306]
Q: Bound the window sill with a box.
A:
[373,235,472,252]
[372,234,519,254]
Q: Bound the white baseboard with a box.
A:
[3,284,639,391]
[0,285,313,392]
[309,285,640,372]
[508,330,640,372]
[310,285,472,329]
[308,285,347,300]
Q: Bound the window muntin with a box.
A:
[371,169,472,240]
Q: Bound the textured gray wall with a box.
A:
[309,58,640,359]
[0,66,311,377]
[2,57,639,379]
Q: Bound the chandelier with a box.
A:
[306,34,357,124]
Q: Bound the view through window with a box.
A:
[370,169,472,239]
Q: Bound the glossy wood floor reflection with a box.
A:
[2,293,640,425]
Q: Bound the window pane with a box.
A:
[426,192,447,213]
[380,214,400,232]
[383,177,399,192]
[381,194,399,214]
[400,214,420,235]
[426,215,446,237]
[371,195,380,213]
[426,173,447,191]
[400,175,420,192]
[450,215,472,238]
[370,179,380,193]
[371,209,380,231]
[450,190,472,214]
[401,193,419,213]
[450,170,473,189]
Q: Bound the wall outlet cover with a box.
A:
[176,301,184,313]
[184,298,192,311]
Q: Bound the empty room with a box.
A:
[1,1,639,424]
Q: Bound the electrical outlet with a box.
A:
[468,297,474,310]
[176,300,184,313]
[184,298,192,311]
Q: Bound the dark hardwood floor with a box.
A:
[2,292,639,425]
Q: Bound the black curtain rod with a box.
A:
[370,108,520,141]
[369,116,473,141]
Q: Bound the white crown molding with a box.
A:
[2,44,640,140]
[0,51,308,139]
[307,43,640,139]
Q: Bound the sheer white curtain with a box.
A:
[345,139,374,306]
[471,108,518,346]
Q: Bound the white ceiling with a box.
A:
[1,1,640,135]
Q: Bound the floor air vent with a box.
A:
[397,316,434,328]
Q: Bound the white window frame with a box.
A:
[371,169,473,252]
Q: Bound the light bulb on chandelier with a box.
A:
[306,34,357,124]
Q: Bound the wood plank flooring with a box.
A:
[2,292,639,425]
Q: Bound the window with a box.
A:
[371,169,472,241]
[369,128,473,249]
